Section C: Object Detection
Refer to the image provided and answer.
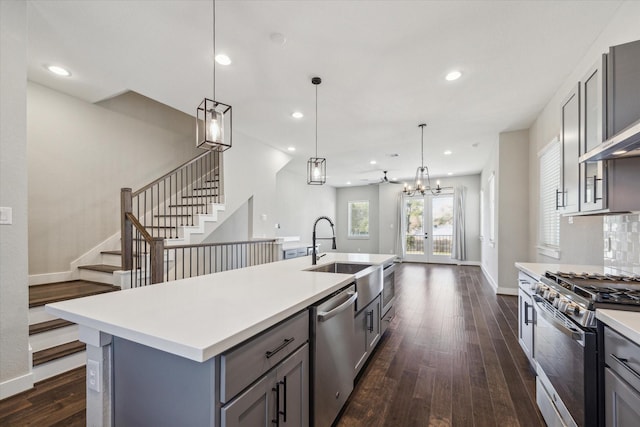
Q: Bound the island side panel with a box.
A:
[79,326,113,427]
[112,336,218,427]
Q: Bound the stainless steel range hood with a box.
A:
[580,118,640,162]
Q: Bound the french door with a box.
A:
[402,193,454,263]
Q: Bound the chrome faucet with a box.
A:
[312,216,337,265]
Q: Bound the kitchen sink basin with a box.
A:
[307,262,373,275]
[307,262,382,312]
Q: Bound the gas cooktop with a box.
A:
[544,271,640,307]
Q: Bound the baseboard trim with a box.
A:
[0,371,34,400]
[480,264,499,293]
[29,271,73,286]
[496,287,519,296]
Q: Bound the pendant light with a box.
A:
[403,123,440,196]
[307,77,326,185]
[196,0,232,151]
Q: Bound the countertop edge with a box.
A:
[597,309,640,345]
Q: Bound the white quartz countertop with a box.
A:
[46,253,394,362]
[597,309,640,345]
[515,262,609,281]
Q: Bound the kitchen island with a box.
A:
[46,252,394,427]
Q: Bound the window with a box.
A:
[538,137,561,258]
[488,172,495,245]
[348,200,369,238]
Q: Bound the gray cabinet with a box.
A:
[607,39,640,138]
[354,295,381,375]
[518,287,534,365]
[580,56,607,212]
[222,343,309,427]
[560,84,580,213]
[604,326,640,427]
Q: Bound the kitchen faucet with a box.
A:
[312,216,337,265]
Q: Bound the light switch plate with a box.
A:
[0,207,12,225]
[87,359,100,392]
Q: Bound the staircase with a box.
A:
[28,280,119,382]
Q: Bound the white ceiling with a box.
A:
[26,0,623,187]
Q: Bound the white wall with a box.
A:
[528,1,640,265]
[481,141,499,289]
[27,83,201,274]
[0,0,32,398]
[275,168,337,245]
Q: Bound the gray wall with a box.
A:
[336,185,380,254]
[527,1,640,266]
[27,83,201,274]
[0,0,31,398]
[275,168,337,246]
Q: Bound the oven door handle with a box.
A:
[532,295,585,346]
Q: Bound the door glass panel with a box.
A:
[405,198,424,255]
[431,196,453,256]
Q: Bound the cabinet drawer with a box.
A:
[283,249,298,259]
[605,326,640,393]
[381,304,395,335]
[220,310,309,403]
[296,247,307,257]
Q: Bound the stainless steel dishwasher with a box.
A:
[310,284,357,427]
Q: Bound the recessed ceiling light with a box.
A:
[346,181,351,185]
[46,65,71,77]
[444,150,452,155]
[291,111,304,119]
[215,54,231,66]
[287,146,296,152]
[445,70,462,81]
[472,143,479,148]
[370,160,377,165]
[447,172,453,176]
[613,150,628,155]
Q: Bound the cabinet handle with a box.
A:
[593,175,603,201]
[610,354,640,383]
[367,310,374,333]
[271,383,280,426]
[524,301,530,325]
[265,337,295,359]
[555,189,565,209]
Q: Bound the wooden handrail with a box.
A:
[132,150,217,197]
[165,239,277,250]
[125,212,155,242]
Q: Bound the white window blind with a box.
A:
[539,138,561,249]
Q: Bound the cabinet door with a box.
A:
[275,344,309,427]
[560,84,580,213]
[353,308,368,374]
[518,288,534,364]
[365,296,381,353]
[605,368,640,427]
[580,56,607,212]
[607,39,640,138]
[221,371,275,427]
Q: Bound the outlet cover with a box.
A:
[0,207,12,225]
[87,359,100,392]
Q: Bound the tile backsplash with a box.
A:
[604,213,640,275]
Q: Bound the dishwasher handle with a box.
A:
[317,291,357,322]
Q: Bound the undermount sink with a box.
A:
[307,262,373,275]
[306,262,382,312]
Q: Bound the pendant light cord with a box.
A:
[212,0,216,101]
[315,83,318,158]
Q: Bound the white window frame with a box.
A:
[488,172,495,247]
[537,136,561,259]
[479,188,485,241]
[347,200,370,239]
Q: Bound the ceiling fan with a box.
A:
[373,171,402,185]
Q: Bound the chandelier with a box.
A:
[403,123,441,196]
[307,77,326,185]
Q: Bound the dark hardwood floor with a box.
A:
[337,263,544,427]
[1,263,543,426]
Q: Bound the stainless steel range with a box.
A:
[531,270,640,427]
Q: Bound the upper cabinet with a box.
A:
[559,39,640,215]
[559,84,580,214]
[579,56,607,212]
[581,39,640,162]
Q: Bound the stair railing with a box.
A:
[121,149,223,283]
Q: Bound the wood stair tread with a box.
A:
[193,187,218,190]
[169,203,205,207]
[154,214,192,217]
[32,341,86,366]
[29,319,75,335]
[78,264,121,273]
[144,225,176,229]
[29,280,120,308]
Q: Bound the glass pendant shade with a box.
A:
[197,98,232,151]
[307,157,326,185]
